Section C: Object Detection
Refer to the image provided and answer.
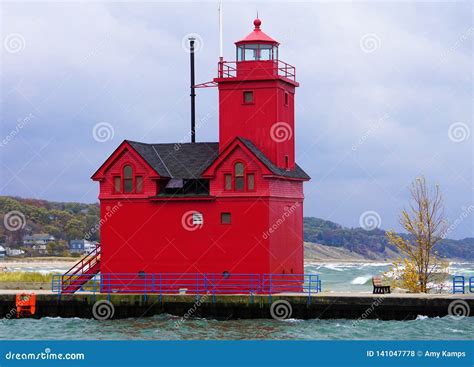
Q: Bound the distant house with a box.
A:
[32,244,48,254]
[23,234,56,246]
[0,246,6,258]
[69,240,96,254]
[5,248,24,257]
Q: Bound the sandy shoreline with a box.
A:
[0,257,391,272]
[0,258,76,271]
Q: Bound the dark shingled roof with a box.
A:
[238,138,310,180]
[127,138,310,180]
[127,141,219,179]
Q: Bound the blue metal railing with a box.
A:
[52,272,321,301]
[452,275,474,294]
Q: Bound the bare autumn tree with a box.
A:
[387,176,449,293]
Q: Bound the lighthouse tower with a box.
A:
[214,18,298,170]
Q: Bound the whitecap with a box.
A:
[350,275,372,285]
[416,315,429,320]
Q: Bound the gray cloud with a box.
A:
[1,1,472,238]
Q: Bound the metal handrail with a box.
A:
[218,60,296,81]
[61,244,101,290]
[52,272,321,298]
[452,275,466,294]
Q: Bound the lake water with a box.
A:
[2,261,473,340]
[2,314,473,340]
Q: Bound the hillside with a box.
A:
[0,196,100,246]
[0,196,472,260]
[304,217,474,261]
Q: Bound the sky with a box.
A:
[1,1,472,239]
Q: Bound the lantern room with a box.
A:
[235,18,279,62]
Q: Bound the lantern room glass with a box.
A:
[236,44,278,61]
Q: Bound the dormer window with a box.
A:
[235,163,245,190]
[113,176,121,193]
[113,164,143,194]
[225,163,255,192]
[123,165,133,193]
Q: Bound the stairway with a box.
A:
[61,244,101,294]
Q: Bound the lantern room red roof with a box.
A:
[235,18,279,45]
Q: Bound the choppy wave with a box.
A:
[2,315,473,340]
[350,275,373,285]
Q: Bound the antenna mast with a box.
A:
[219,0,223,61]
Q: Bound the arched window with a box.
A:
[234,163,244,191]
[113,164,143,194]
[123,165,133,193]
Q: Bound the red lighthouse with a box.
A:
[62,18,309,294]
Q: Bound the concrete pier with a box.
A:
[1,290,473,320]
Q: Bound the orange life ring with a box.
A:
[15,293,36,317]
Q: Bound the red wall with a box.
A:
[99,198,271,276]
[218,78,296,170]
[97,145,305,290]
[267,199,304,275]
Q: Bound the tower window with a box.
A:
[221,212,231,224]
[243,91,254,104]
[284,92,289,106]
[285,155,289,169]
